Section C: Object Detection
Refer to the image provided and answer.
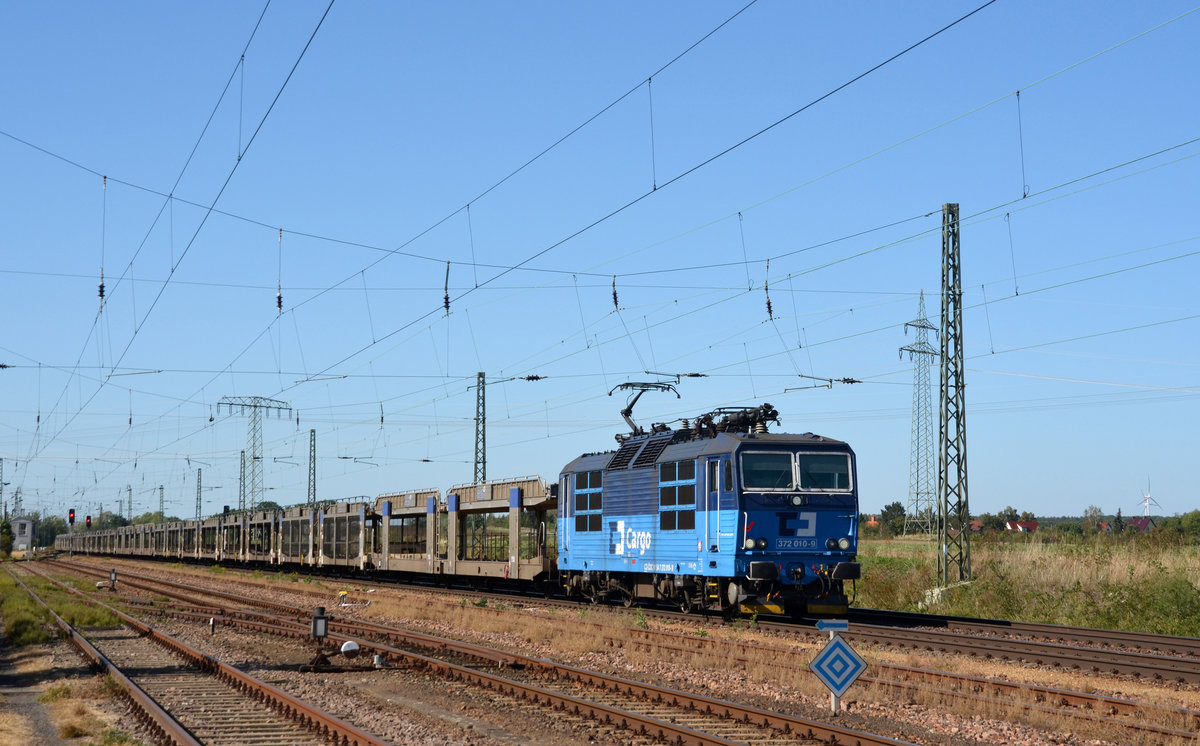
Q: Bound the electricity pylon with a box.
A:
[900,291,937,535]
[217,396,291,512]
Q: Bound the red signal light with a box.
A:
[69,509,76,524]
[86,515,92,528]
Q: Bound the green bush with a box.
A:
[38,683,73,702]
[53,597,118,628]
[857,555,935,610]
[5,612,52,645]
[0,584,53,645]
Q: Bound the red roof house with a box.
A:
[1005,520,1039,533]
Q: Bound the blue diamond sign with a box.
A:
[810,634,866,698]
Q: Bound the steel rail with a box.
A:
[829,624,1200,683]
[146,597,1200,745]
[187,609,918,746]
[850,607,1200,659]
[56,558,1200,735]
[5,567,203,746]
[605,627,1200,741]
[56,560,529,668]
[21,564,388,746]
[57,557,1200,684]
[57,562,915,746]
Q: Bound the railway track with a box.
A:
[116,554,1200,673]
[848,607,1200,659]
[605,626,1200,742]
[769,619,1200,683]
[81,626,330,746]
[12,565,388,746]
[50,558,1200,744]
[43,559,917,746]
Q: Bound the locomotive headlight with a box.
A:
[826,538,838,550]
[756,538,768,550]
[838,537,851,550]
[791,496,803,506]
[744,538,756,550]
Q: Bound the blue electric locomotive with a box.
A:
[557,404,860,616]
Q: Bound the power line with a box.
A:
[33,1,336,465]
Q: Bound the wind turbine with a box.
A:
[1138,478,1160,517]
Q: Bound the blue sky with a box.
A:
[2,1,1197,523]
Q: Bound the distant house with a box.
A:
[864,515,879,528]
[969,520,983,533]
[1005,520,1038,533]
[11,517,38,552]
[1125,516,1156,532]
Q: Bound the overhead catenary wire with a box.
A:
[11,2,1198,508]
[22,0,280,465]
[1005,212,1020,295]
[1016,89,1030,198]
[4,1,1190,302]
[273,0,999,395]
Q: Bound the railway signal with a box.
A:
[86,515,92,528]
[309,606,331,667]
[69,508,75,524]
[810,620,866,715]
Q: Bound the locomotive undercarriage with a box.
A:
[562,570,841,616]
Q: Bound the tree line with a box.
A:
[863,501,1200,543]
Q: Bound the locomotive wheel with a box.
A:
[621,591,637,608]
[678,594,693,614]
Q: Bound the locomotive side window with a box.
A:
[659,460,696,531]
[574,470,603,532]
[798,453,852,491]
[741,452,795,490]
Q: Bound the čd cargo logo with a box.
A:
[610,520,652,556]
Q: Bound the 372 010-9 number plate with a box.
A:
[776,538,818,549]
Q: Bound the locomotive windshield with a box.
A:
[741,452,795,490]
[799,453,851,490]
[741,451,852,492]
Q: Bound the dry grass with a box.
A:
[862,536,1200,584]
[858,537,1200,635]
[0,712,35,745]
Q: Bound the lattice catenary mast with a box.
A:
[937,203,971,584]
[900,291,937,535]
[474,372,486,484]
[307,429,317,510]
[218,396,291,513]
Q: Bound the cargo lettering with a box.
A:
[612,520,652,556]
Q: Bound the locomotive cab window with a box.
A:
[574,470,603,532]
[798,453,851,491]
[741,452,795,490]
[659,460,696,531]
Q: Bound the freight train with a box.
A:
[56,403,861,616]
